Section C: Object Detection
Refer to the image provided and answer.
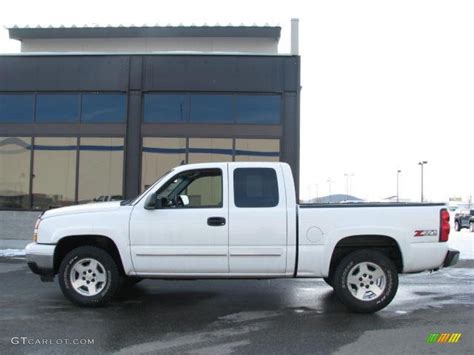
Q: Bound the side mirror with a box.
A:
[144,192,157,210]
[179,195,190,206]
[145,192,168,210]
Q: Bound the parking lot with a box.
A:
[0,231,472,354]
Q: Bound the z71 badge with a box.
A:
[414,230,438,237]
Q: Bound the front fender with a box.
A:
[37,208,134,274]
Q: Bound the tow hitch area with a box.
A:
[443,249,460,267]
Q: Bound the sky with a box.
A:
[0,0,473,203]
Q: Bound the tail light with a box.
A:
[440,209,450,242]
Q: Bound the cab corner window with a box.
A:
[234,168,278,208]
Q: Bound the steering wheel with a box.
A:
[173,195,184,208]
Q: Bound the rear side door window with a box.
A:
[233,168,279,208]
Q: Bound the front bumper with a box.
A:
[443,248,460,268]
[25,243,56,281]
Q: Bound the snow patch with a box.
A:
[448,231,474,260]
[0,249,25,257]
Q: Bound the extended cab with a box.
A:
[26,162,459,312]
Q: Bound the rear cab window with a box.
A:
[233,168,279,208]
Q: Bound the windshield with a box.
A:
[121,169,174,206]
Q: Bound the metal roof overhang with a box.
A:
[8,26,281,41]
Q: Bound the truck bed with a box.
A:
[296,202,448,277]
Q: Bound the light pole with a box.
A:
[344,173,355,200]
[344,174,349,200]
[327,178,332,203]
[396,170,401,202]
[418,161,428,202]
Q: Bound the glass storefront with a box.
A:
[78,138,124,204]
[141,137,281,192]
[188,138,233,164]
[143,94,188,122]
[235,139,280,162]
[144,93,281,124]
[32,137,77,210]
[0,95,34,123]
[0,137,31,208]
[81,94,127,123]
[0,93,126,123]
[36,94,80,122]
[0,136,281,209]
[141,137,187,191]
[1,93,283,209]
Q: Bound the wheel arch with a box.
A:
[54,235,125,275]
[328,235,404,277]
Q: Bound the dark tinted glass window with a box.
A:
[236,95,280,124]
[78,138,124,204]
[144,94,188,122]
[81,94,126,122]
[234,168,279,208]
[0,137,31,208]
[0,95,34,122]
[190,95,233,123]
[36,94,79,122]
[32,137,77,209]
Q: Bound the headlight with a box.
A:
[33,218,41,242]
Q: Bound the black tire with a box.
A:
[58,246,123,307]
[323,276,334,288]
[333,250,398,313]
[454,221,461,232]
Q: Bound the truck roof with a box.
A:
[176,161,289,169]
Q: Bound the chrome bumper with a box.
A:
[25,243,55,281]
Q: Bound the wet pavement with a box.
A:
[0,257,473,354]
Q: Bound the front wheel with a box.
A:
[58,246,123,307]
[333,250,398,313]
[323,276,334,288]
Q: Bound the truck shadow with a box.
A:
[114,284,218,308]
[112,280,349,314]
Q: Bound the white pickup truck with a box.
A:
[26,162,459,313]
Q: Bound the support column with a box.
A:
[124,57,143,198]
[280,91,300,201]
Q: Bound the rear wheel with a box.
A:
[333,250,398,313]
[455,221,461,231]
[58,246,123,307]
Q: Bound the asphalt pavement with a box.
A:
[0,256,472,355]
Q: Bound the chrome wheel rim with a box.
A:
[70,258,107,297]
[347,262,386,301]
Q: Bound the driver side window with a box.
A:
[157,169,222,208]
